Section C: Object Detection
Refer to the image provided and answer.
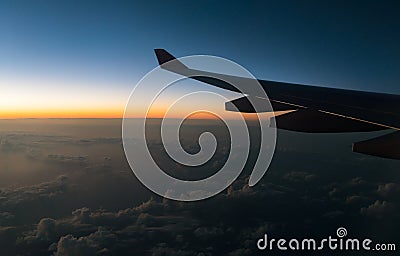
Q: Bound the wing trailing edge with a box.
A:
[353,131,400,160]
[270,109,386,133]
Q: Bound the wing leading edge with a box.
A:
[154,49,400,159]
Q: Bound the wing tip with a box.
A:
[154,49,173,65]
[154,49,188,70]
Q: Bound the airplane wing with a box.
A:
[154,49,400,159]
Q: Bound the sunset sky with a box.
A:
[1,1,399,118]
[0,2,400,254]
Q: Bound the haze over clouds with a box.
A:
[0,119,398,255]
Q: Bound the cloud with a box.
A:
[0,136,20,152]
[47,154,88,162]
[54,234,97,256]
[1,127,398,255]
[72,208,91,223]
[0,212,14,225]
[377,183,400,197]
[77,138,121,144]
[194,227,223,239]
[0,133,71,154]
[360,200,395,218]
[0,175,68,208]
[11,169,399,255]
[345,195,367,204]
[36,218,56,240]
[284,171,316,183]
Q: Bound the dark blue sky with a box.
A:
[1,0,399,117]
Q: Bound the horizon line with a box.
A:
[0,116,262,121]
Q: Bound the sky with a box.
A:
[1,0,399,118]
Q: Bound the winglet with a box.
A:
[154,49,188,71]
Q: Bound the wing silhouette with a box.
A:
[154,49,400,159]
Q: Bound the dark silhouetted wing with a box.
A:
[154,49,400,159]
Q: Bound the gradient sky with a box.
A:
[1,0,399,118]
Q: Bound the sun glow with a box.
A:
[0,77,273,120]
[0,76,127,119]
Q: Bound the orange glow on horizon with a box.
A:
[0,108,124,119]
[0,108,264,120]
[0,76,269,120]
